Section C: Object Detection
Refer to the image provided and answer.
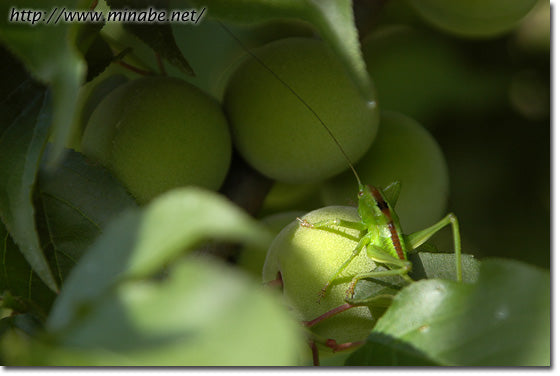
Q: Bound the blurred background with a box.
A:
[372,0,551,269]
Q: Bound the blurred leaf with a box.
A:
[352,259,550,366]
[3,259,304,366]
[36,148,137,285]
[0,0,87,166]
[0,87,57,292]
[0,313,45,365]
[190,0,374,101]
[47,187,273,330]
[0,312,43,338]
[107,0,194,75]
[126,187,273,277]
[46,209,141,331]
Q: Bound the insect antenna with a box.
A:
[218,22,363,186]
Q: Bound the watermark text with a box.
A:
[8,6,206,26]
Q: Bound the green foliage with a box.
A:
[348,259,550,366]
[4,259,304,366]
[189,0,374,100]
[3,188,301,365]
[0,0,549,367]
[0,0,87,166]
[36,148,137,283]
[0,81,56,292]
[107,0,195,75]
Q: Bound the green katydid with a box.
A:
[291,106,463,301]
[298,177,462,301]
[219,23,463,302]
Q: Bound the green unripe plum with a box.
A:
[407,0,539,38]
[82,77,231,203]
[263,206,377,349]
[321,111,449,233]
[224,38,379,183]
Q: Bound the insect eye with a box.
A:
[358,191,364,197]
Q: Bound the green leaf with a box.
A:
[127,187,273,277]
[107,0,194,75]
[190,0,375,101]
[124,23,195,75]
[345,332,439,366]
[1,224,56,318]
[82,33,114,82]
[409,252,480,283]
[352,259,550,366]
[47,187,273,330]
[36,148,137,285]
[0,146,135,313]
[74,14,112,82]
[345,252,479,306]
[0,48,45,129]
[0,0,87,166]
[0,88,57,292]
[303,0,375,101]
[344,266,406,307]
[3,259,305,366]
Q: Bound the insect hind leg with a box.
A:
[406,213,462,282]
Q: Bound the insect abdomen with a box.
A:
[369,185,407,260]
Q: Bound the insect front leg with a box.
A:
[345,245,413,298]
[297,216,368,301]
[297,217,367,235]
[317,235,370,301]
[406,213,462,281]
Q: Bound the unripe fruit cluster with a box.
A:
[79,35,448,360]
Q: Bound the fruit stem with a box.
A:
[155,53,167,76]
[265,272,283,289]
[303,302,355,328]
[114,60,154,76]
[308,340,320,366]
[325,338,366,353]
